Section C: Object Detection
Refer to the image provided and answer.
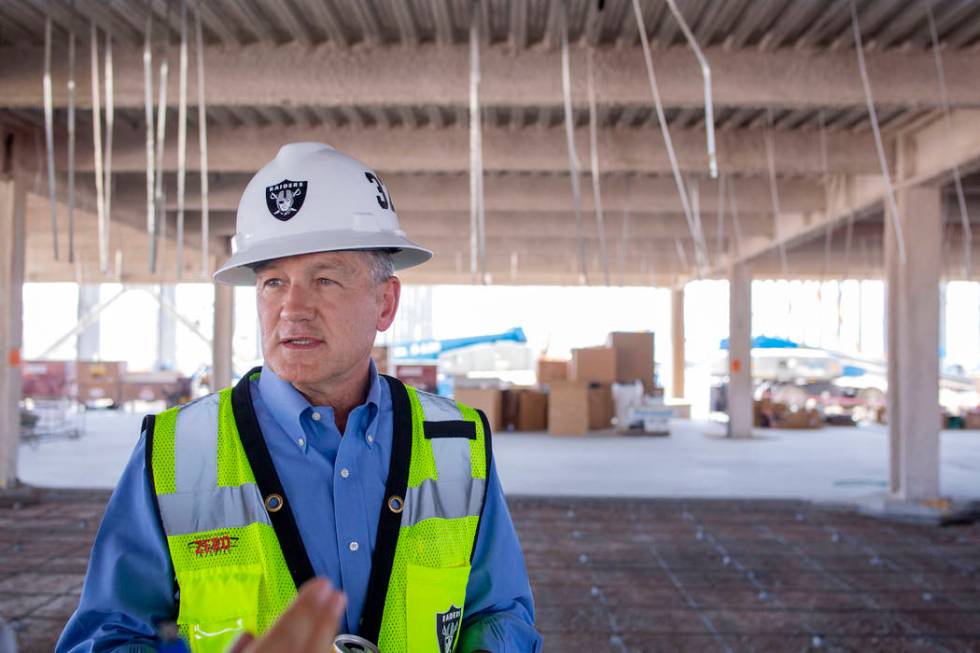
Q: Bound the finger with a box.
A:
[306,589,347,653]
[247,578,331,652]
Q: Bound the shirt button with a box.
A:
[366,434,374,444]
[340,468,350,478]
[349,541,359,552]
[297,438,305,447]
[311,412,321,421]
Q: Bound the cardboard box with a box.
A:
[454,387,504,433]
[22,360,76,399]
[964,411,980,430]
[776,407,821,429]
[371,346,390,375]
[608,332,655,393]
[588,383,614,430]
[517,389,548,431]
[395,364,438,394]
[571,347,617,383]
[537,359,569,385]
[547,382,589,435]
[77,361,125,406]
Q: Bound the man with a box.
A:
[58,143,542,652]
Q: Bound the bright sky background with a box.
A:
[21,280,980,398]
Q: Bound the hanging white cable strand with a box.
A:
[631,0,706,273]
[144,4,157,273]
[689,175,707,275]
[715,172,725,264]
[850,0,906,264]
[844,210,855,278]
[663,0,717,179]
[90,20,108,273]
[176,0,188,280]
[586,47,610,285]
[620,177,631,286]
[154,7,170,268]
[560,3,588,285]
[468,3,480,284]
[43,12,59,260]
[67,13,76,263]
[194,0,209,277]
[728,175,743,259]
[763,110,788,275]
[818,110,833,280]
[674,238,689,272]
[926,3,971,279]
[104,31,114,258]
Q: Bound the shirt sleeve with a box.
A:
[457,459,543,653]
[55,430,178,653]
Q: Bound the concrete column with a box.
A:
[212,282,234,390]
[728,263,753,438]
[76,285,101,360]
[156,285,177,370]
[0,176,27,488]
[886,183,942,502]
[670,286,685,399]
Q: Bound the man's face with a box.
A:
[255,250,400,390]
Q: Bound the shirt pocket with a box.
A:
[176,564,262,653]
[406,563,471,653]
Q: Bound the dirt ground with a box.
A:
[0,490,977,652]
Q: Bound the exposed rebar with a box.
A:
[763,110,788,275]
[104,31,114,264]
[144,2,157,273]
[66,13,76,263]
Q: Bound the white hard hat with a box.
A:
[213,142,432,285]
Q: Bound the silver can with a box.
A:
[332,633,381,653]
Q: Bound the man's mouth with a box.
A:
[280,337,323,349]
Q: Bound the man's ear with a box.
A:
[376,276,401,332]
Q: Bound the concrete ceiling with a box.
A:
[2,0,980,286]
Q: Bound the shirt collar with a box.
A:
[257,359,382,446]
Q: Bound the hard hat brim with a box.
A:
[212,231,433,285]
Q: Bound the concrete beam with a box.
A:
[0,175,27,488]
[109,172,828,216]
[68,123,884,176]
[671,287,685,400]
[5,43,980,111]
[724,110,980,272]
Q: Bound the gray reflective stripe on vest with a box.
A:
[401,476,486,527]
[403,389,486,527]
[158,394,271,536]
[174,394,219,493]
[158,483,272,536]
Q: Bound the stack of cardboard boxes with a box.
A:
[546,332,656,436]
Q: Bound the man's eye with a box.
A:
[318,278,337,286]
[262,278,283,288]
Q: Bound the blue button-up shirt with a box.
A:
[57,362,542,652]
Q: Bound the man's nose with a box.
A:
[280,283,315,321]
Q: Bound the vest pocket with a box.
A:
[406,563,470,653]
[176,565,262,653]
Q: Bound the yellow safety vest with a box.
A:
[146,369,490,653]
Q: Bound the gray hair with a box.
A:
[362,249,395,284]
[247,249,395,284]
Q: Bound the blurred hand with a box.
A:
[229,578,347,653]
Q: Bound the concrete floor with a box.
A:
[15,411,980,502]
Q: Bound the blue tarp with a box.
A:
[719,335,801,351]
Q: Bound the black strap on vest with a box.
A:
[232,367,316,590]
[470,409,494,562]
[359,374,413,643]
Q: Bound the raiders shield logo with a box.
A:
[435,604,462,653]
[266,179,308,221]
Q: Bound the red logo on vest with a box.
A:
[188,534,239,557]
